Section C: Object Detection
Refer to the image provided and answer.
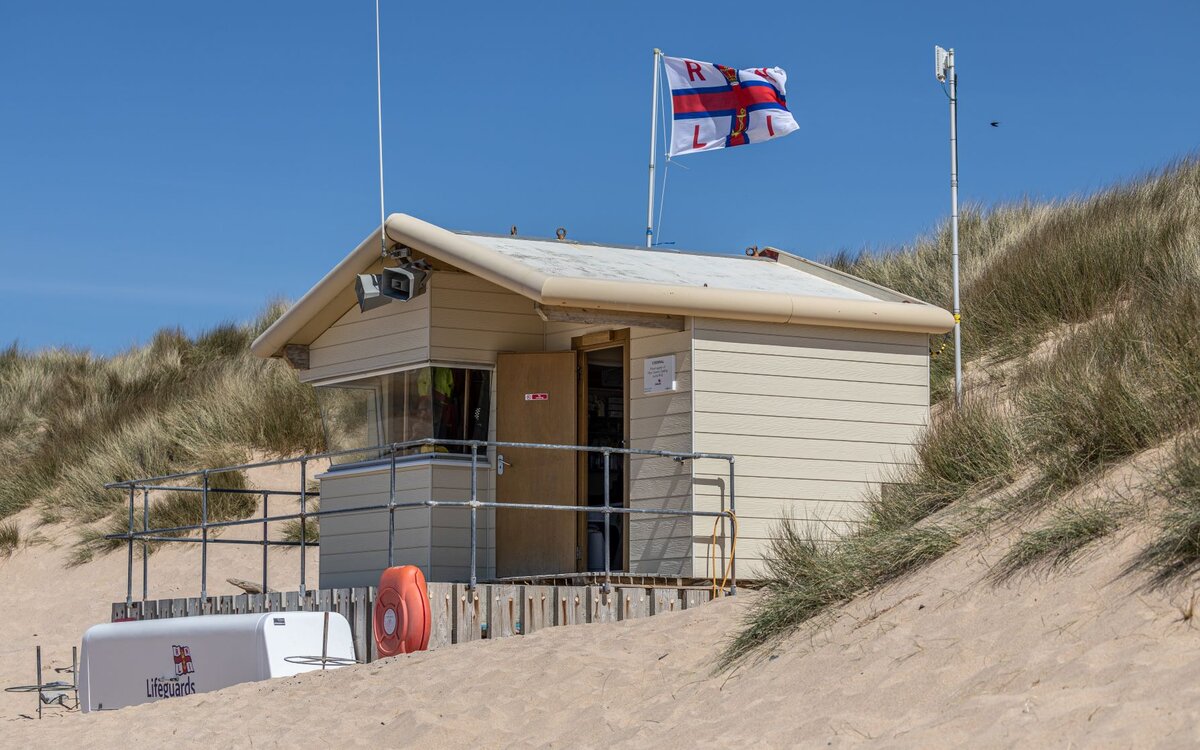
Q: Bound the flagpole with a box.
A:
[947,49,962,408]
[646,48,662,247]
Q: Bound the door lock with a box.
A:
[497,454,513,475]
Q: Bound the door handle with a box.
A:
[497,454,513,475]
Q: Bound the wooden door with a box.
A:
[495,351,577,578]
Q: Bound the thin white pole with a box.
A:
[947,49,962,408]
[646,48,662,247]
[375,0,387,255]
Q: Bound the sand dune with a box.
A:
[4,503,1200,747]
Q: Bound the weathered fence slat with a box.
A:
[619,588,649,621]
[489,585,520,638]
[453,584,483,643]
[521,585,554,635]
[427,583,454,650]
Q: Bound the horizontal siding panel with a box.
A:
[695,371,926,405]
[695,318,930,348]
[319,508,430,539]
[630,330,693,361]
[310,308,428,349]
[629,392,692,419]
[694,331,927,364]
[434,308,543,335]
[630,371,693,396]
[691,476,875,503]
[630,413,690,440]
[429,327,544,355]
[694,392,928,426]
[630,433,692,454]
[301,348,431,384]
[692,455,908,481]
[697,349,926,386]
[696,412,924,444]
[694,434,916,463]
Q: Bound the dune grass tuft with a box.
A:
[0,520,19,557]
[721,400,1017,667]
[993,504,1122,580]
[281,498,320,543]
[75,469,257,563]
[1134,436,1200,584]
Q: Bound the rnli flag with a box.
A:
[663,55,798,157]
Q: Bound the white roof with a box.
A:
[460,235,877,302]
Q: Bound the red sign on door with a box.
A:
[524,393,549,401]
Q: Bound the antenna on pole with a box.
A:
[935,45,962,408]
[375,0,387,255]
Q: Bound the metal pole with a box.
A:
[948,48,962,408]
[71,646,77,710]
[387,449,396,568]
[126,485,134,606]
[728,458,737,596]
[200,470,209,601]
[602,449,612,593]
[35,645,42,720]
[262,492,269,596]
[645,48,661,247]
[469,443,478,589]
[299,459,307,597]
[321,611,330,670]
[141,488,149,602]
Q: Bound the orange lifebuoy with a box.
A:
[373,565,431,657]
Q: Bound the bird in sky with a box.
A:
[990,121,1001,127]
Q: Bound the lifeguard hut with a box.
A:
[250,215,953,589]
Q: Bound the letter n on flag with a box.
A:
[663,55,798,157]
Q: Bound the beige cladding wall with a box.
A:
[690,318,931,579]
[316,463,432,589]
[298,287,430,384]
[626,324,694,577]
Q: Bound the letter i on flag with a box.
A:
[663,56,798,156]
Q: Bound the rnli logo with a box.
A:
[172,645,194,676]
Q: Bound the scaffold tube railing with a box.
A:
[104,438,737,605]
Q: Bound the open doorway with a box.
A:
[579,344,627,572]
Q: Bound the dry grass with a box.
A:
[721,399,1019,667]
[993,504,1123,580]
[0,303,323,534]
[281,499,320,543]
[729,157,1200,666]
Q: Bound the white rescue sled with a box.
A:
[79,611,355,712]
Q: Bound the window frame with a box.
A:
[313,361,495,470]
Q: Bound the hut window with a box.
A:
[316,366,491,464]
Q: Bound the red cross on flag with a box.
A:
[664,55,798,157]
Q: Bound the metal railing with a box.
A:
[104,438,737,604]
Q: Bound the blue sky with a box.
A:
[2,1,1198,352]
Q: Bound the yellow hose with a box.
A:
[709,511,738,598]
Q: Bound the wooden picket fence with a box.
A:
[111,583,716,663]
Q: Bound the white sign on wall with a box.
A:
[643,355,677,394]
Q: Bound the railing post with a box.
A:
[262,492,269,596]
[126,484,134,607]
[201,470,209,601]
[299,458,308,597]
[728,457,737,596]
[602,449,611,594]
[469,442,478,590]
[141,487,149,602]
[387,447,396,568]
